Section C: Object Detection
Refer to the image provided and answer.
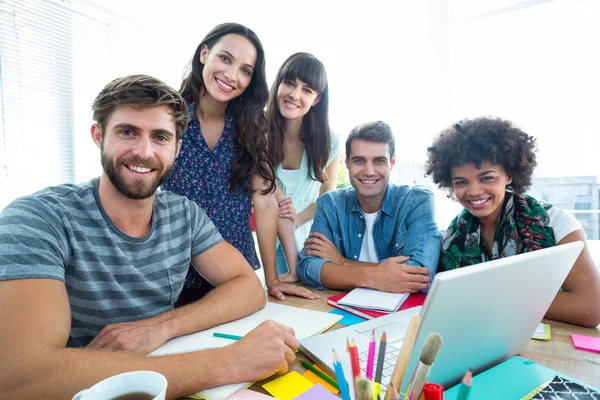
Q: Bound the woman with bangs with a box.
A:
[267,53,341,283]
[162,23,317,305]
[425,116,600,327]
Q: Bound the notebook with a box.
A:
[337,288,409,312]
[299,241,584,397]
[328,292,427,320]
[443,356,600,400]
[148,302,342,400]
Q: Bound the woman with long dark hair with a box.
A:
[267,53,340,281]
[162,23,317,304]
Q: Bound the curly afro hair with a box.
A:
[425,116,538,194]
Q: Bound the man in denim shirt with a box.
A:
[298,121,441,292]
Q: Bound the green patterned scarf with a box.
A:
[439,192,556,272]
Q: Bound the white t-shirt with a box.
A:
[358,210,381,263]
[548,207,585,242]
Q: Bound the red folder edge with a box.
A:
[328,292,427,320]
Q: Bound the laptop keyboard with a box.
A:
[358,339,403,392]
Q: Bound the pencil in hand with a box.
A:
[403,332,443,400]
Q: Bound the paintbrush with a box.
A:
[384,314,420,400]
[355,376,372,400]
[402,332,443,400]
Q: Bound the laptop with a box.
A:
[299,241,583,394]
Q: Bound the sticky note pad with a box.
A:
[302,363,340,394]
[292,384,340,400]
[262,371,314,400]
[571,334,600,353]
[531,323,551,340]
[227,388,273,399]
[328,308,366,326]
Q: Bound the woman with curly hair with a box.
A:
[425,116,600,327]
[162,23,315,305]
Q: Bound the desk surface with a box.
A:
[248,287,600,395]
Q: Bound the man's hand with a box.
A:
[369,256,431,293]
[87,319,170,355]
[267,278,320,301]
[278,198,297,228]
[303,232,346,265]
[229,320,299,382]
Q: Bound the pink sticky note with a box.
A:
[571,334,600,353]
[228,388,274,399]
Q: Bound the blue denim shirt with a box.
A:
[297,184,441,290]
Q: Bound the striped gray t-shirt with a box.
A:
[0,178,222,347]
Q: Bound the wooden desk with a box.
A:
[248,288,600,395]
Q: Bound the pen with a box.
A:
[301,360,340,390]
[366,330,376,380]
[213,332,243,341]
[333,349,352,400]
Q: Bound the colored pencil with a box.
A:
[403,332,443,400]
[367,330,376,380]
[384,314,420,400]
[301,360,339,390]
[349,338,361,380]
[374,332,387,383]
[457,369,472,400]
[212,332,243,341]
[333,349,352,400]
[389,382,400,400]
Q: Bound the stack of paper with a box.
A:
[337,288,409,312]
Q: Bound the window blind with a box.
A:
[0,0,135,210]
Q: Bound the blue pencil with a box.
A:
[333,349,351,400]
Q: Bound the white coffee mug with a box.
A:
[72,370,167,400]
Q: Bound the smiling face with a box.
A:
[451,161,513,225]
[199,34,257,103]
[346,139,395,212]
[276,78,320,122]
[92,105,181,200]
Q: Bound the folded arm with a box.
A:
[545,231,600,327]
[89,241,266,354]
[298,200,431,293]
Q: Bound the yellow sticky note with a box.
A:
[531,323,551,340]
[262,371,314,400]
[302,364,340,395]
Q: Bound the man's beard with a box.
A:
[100,150,174,200]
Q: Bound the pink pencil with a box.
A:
[366,330,376,380]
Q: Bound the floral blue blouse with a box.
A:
[161,104,259,289]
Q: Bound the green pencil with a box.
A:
[301,360,340,390]
[213,332,243,341]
